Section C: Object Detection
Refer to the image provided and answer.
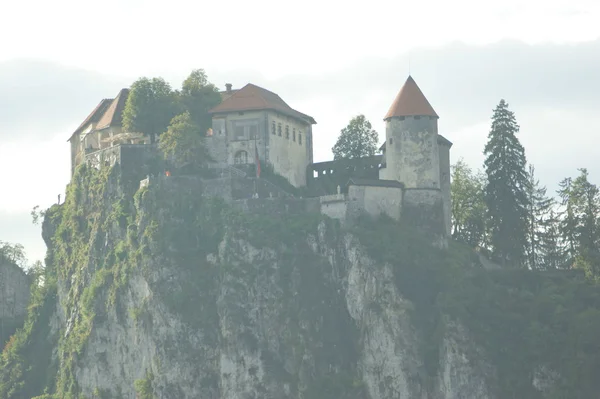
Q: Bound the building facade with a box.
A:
[69,76,452,237]
[207,84,316,188]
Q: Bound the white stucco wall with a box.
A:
[320,194,348,221]
[267,112,311,187]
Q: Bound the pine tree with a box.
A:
[538,210,568,269]
[525,165,554,269]
[557,177,578,264]
[483,99,530,267]
[570,169,600,277]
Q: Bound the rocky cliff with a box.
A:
[0,257,30,346]
[1,164,600,399]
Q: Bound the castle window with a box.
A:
[232,119,260,140]
[414,116,421,120]
[271,121,276,135]
[299,133,302,145]
[293,128,296,142]
[234,150,248,164]
[399,116,405,121]
[278,123,282,136]
[389,138,393,145]
[285,125,290,139]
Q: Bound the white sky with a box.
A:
[1,0,599,262]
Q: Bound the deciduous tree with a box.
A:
[158,112,213,171]
[332,115,379,160]
[122,77,178,143]
[180,69,222,135]
[450,159,487,248]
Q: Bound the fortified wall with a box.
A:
[85,142,447,243]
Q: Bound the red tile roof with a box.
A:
[68,98,112,141]
[96,88,129,130]
[68,89,130,142]
[384,76,438,120]
[209,83,316,124]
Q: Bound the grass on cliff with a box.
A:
[3,161,600,399]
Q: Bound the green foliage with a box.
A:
[483,99,530,267]
[557,169,600,277]
[355,213,600,398]
[0,241,27,269]
[31,205,47,226]
[134,370,155,399]
[0,267,58,398]
[332,114,379,160]
[122,77,179,143]
[450,158,487,248]
[158,111,213,171]
[526,165,557,269]
[180,69,222,134]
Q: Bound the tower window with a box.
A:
[399,116,405,121]
[278,123,282,136]
[414,116,421,120]
[299,133,302,145]
[271,121,276,135]
[389,138,393,145]
[285,125,290,139]
[293,128,296,142]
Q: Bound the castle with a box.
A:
[68,76,452,238]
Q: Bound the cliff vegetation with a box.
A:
[1,163,600,398]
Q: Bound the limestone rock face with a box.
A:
[0,258,30,340]
[38,172,499,399]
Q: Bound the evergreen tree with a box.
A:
[525,165,554,269]
[538,209,568,269]
[570,169,600,277]
[483,99,530,267]
[557,177,578,263]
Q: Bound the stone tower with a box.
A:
[380,75,440,189]
[379,76,452,237]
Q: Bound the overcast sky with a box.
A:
[1,0,599,263]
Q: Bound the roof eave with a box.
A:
[210,107,316,125]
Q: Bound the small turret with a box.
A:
[379,76,440,190]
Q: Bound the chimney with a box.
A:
[225,83,232,93]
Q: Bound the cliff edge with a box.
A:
[1,164,599,399]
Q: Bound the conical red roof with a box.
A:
[384,76,438,120]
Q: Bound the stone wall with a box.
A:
[348,185,403,222]
[233,197,320,216]
[86,144,162,194]
[306,156,382,196]
[438,138,452,236]
[402,188,446,239]
[382,116,440,189]
[320,194,348,222]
